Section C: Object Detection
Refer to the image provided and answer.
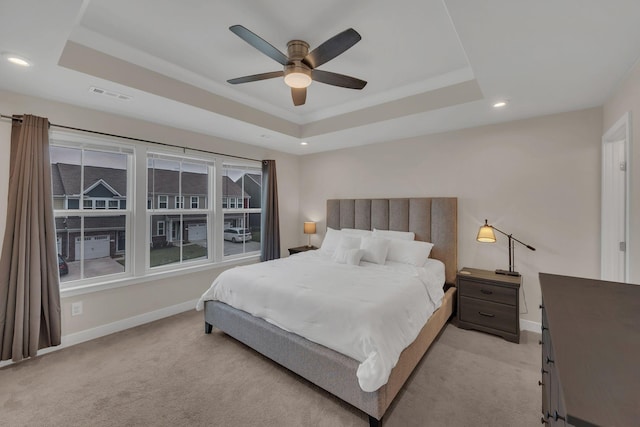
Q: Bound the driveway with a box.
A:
[60,257,125,288]
[224,240,260,256]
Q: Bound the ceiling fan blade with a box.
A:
[303,28,361,69]
[291,87,306,106]
[229,25,289,66]
[227,71,284,84]
[311,70,367,89]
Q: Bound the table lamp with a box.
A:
[304,222,316,247]
[477,219,535,276]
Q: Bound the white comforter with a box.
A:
[196,251,445,392]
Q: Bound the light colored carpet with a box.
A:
[0,310,541,426]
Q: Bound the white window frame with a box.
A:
[191,196,199,209]
[222,164,262,260]
[157,221,165,236]
[175,196,184,209]
[158,195,168,209]
[52,131,262,297]
[50,132,133,290]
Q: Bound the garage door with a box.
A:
[188,224,207,242]
[75,235,110,260]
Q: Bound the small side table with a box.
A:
[288,245,318,255]
[457,267,521,343]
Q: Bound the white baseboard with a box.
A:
[520,318,541,334]
[0,299,198,368]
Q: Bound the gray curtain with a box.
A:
[260,160,280,261]
[0,114,61,362]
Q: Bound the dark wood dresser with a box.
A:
[457,267,521,343]
[539,273,640,426]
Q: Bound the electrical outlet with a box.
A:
[71,301,83,316]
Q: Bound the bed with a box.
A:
[200,198,457,426]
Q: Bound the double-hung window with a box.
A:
[50,134,132,288]
[50,131,263,293]
[222,163,262,258]
[147,153,211,269]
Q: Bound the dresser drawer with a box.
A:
[458,296,518,334]
[458,278,518,306]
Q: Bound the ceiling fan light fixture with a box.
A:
[284,66,312,88]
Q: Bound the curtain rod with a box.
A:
[0,114,261,163]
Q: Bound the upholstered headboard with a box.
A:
[326,198,458,284]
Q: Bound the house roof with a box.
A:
[52,163,248,198]
[53,163,128,196]
[222,176,249,198]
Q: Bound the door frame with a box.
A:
[601,112,630,282]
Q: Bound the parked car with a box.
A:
[58,254,68,276]
[223,228,252,243]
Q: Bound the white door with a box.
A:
[601,114,629,282]
[76,235,110,260]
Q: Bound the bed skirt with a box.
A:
[204,286,456,422]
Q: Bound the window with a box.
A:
[50,141,131,288]
[148,154,210,269]
[50,131,262,293]
[158,195,168,209]
[222,164,262,258]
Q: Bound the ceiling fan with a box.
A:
[226,25,367,106]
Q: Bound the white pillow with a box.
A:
[360,236,390,265]
[373,228,415,241]
[320,227,342,254]
[341,228,373,237]
[386,239,434,267]
[332,235,361,263]
[334,248,365,265]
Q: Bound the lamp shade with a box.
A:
[476,222,496,243]
[304,222,316,235]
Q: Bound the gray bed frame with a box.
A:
[204,198,458,426]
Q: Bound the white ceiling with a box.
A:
[1,0,640,154]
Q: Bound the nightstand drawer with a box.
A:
[458,278,517,306]
[458,296,518,334]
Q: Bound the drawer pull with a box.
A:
[539,304,544,309]
[480,289,493,295]
[546,356,554,364]
[541,415,549,424]
[541,368,548,374]
[553,412,565,422]
[538,380,544,386]
[541,326,548,332]
[478,311,495,318]
[538,339,543,345]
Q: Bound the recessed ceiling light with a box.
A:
[3,53,32,67]
[300,141,308,146]
[493,100,508,108]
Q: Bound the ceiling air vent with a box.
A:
[89,86,132,101]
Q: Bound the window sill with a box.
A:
[59,254,261,298]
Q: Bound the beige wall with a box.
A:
[603,60,640,283]
[0,90,300,336]
[299,108,603,324]
[0,88,606,333]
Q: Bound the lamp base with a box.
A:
[495,269,521,277]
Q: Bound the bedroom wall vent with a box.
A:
[89,86,132,101]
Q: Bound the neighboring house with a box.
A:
[222,175,251,229]
[235,173,262,231]
[52,163,226,260]
[148,168,208,249]
[52,163,127,262]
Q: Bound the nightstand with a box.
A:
[457,267,521,343]
[288,245,318,255]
